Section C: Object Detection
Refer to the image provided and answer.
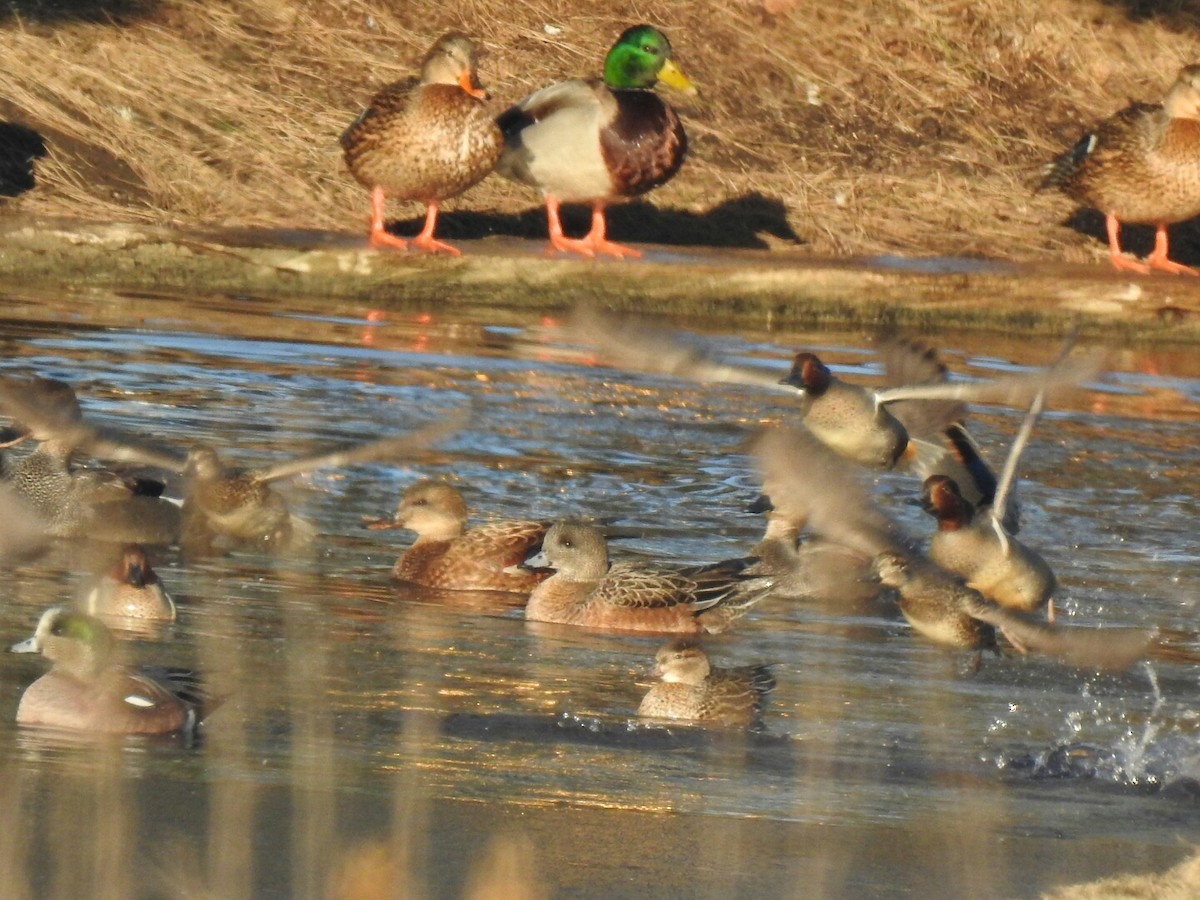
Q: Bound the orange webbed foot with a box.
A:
[1108,254,1151,275]
[1145,254,1198,276]
[545,234,597,259]
[411,234,462,257]
[585,236,643,260]
[369,228,409,251]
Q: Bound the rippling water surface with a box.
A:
[0,287,1197,898]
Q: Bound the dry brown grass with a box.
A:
[1043,848,1200,899]
[2,0,1200,261]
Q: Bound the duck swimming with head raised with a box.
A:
[10,607,206,735]
[521,521,772,633]
[372,479,550,593]
[637,640,775,728]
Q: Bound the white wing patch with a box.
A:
[124,693,156,709]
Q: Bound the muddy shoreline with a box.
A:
[1,216,1198,343]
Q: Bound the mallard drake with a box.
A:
[1041,65,1200,275]
[496,24,696,259]
[341,32,502,256]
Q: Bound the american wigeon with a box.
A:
[522,521,772,633]
[10,607,204,735]
[637,640,775,727]
[377,479,549,593]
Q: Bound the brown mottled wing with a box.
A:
[252,411,467,484]
[341,77,420,152]
[1041,102,1161,196]
[593,563,722,611]
[754,425,909,559]
[457,520,550,566]
[704,665,775,721]
[599,90,686,197]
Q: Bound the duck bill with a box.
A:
[457,70,488,101]
[657,59,698,96]
[10,635,39,654]
[519,548,551,571]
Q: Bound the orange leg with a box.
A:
[544,195,597,258]
[579,204,642,259]
[1145,223,1198,276]
[1104,214,1150,274]
[368,186,408,251]
[410,203,461,256]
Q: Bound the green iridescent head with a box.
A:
[602,25,696,93]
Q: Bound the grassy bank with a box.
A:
[2,0,1200,265]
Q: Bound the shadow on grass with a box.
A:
[0,0,155,22]
[388,192,804,251]
[0,121,46,198]
[1064,208,1200,268]
[1097,0,1200,28]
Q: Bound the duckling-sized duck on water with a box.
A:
[341,32,502,255]
[496,25,696,259]
[521,521,773,633]
[369,479,550,593]
[1041,64,1200,275]
[78,543,177,629]
[637,641,775,728]
[10,608,207,736]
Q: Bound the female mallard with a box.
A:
[496,24,696,259]
[1041,65,1200,275]
[341,32,502,256]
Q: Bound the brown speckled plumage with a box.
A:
[637,642,775,728]
[1042,65,1200,274]
[341,32,501,254]
[388,480,548,593]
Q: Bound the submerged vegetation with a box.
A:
[3,0,1200,263]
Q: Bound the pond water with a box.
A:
[0,286,1197,899]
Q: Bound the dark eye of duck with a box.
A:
[560,539,573,549]
[642,44,657,55]
[413,498,427,506]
